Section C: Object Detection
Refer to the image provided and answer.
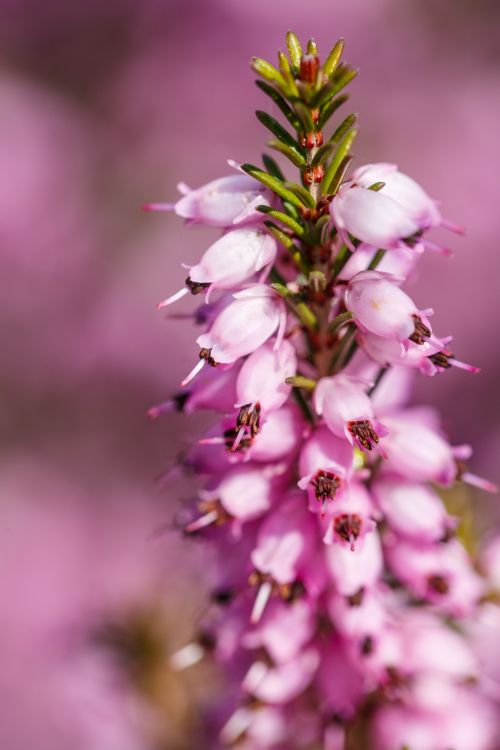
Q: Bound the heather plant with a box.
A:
[149,32,499,750]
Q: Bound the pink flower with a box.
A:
[297,425,354,518]
[325,527,383,597]
[194,285,285,367]
[236,339,296,413]
[358,329,480,375]
[242,598,315,664]
[371,476,456,543]
[146,174,270,227]
[331,184,421,252]
[242,648,319,705]
[385,536,485,617]
[352,162,463,234]
[158,228,277,307]
[314,374,388,452]
[345,270,433,344]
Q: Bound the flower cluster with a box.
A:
[150,32,498,750]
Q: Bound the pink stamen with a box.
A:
[181,358,206,387]
[147,400,174,419]
[157,287,189,308]
[461,471,498,494]
[231,425,249,453]
[422,239,454,258]
[142,202,175,212]
[184,510,219,534]
[250,581,273,624]
[449,358,480,374]
[441,217,466,235]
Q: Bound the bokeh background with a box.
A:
[1,0,499,747]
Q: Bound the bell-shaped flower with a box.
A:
[337,243,417,284]
[181,285,285,384]
[330,183,421,253]
[373,676,497,750]
[159,228,277,307]
[371,476,456,544]
[184,463,284,536]
[146,174,271,227]
[298,425,354,519]
[323,481,377,549]
[148,361,240,418]
[314,374,388,452]
[325,525,383,597]
[345,270,433,345]
[250,494,318,622]
[242,648,319,705]
[384,536,485,617]
[352,162,463,234]
[316,636,364,720]
[358,330,480,376]
[381,409,457,484]
[236,339,297,414]
[242,598,315,664]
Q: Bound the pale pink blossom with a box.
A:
[145,174,270,227]
[236,339,296,413]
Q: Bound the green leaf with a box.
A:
[255,81,302,131]
[268,139,306,168]
[285,31,302,74]
[309,80,343,110]
[264,221,309,274]
[306,38,318,56]
[322,128,357,194]
[330,65,358,97]
[241,163,306,208]
[323,154,352,196]
[317,94,348,129]
[311,141,336,167]
[262,153,285,181]
[282,200,301,219]
[255,110,303,151]
[323,38,345,78]
[285,375,317,390]
[283,181,316,208]
[278,50,292,76]
[256,205,305,236]
[271,282,295,298]
[329,113,357,144]
[251,57,286,86]
[328,310,354,335]
[368,181,385,192]
[292,101,314,131]
[367,248,386,269]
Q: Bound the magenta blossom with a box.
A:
[314,374,388,452]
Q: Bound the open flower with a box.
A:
[314,374,388,451]
[345,270,433,345]
[145,173,271,227]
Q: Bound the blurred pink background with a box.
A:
[1,1,499,747]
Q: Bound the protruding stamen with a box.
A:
[169,642,205,671]
[219,707,253,745]
[180,358,206,388]
[142,202,175,212]
[250,581,273,624]
[242,660,269,694]
[184,510,219,534]
[158,287,190,308]
[458,469,498,494]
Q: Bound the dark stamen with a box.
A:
[409,314,431,345]
[429,351,453,369]
[223,428,253,452]
[199,348,217,367]
[334,513,362,550]
[186,276,210,295]
[237,403,262,437]
[427,574,450,595]
[348,420,379,451]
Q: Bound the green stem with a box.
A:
[367,248,386,270]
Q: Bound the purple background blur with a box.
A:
[1,1,499,747]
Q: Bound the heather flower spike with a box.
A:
[149,31,498,750]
